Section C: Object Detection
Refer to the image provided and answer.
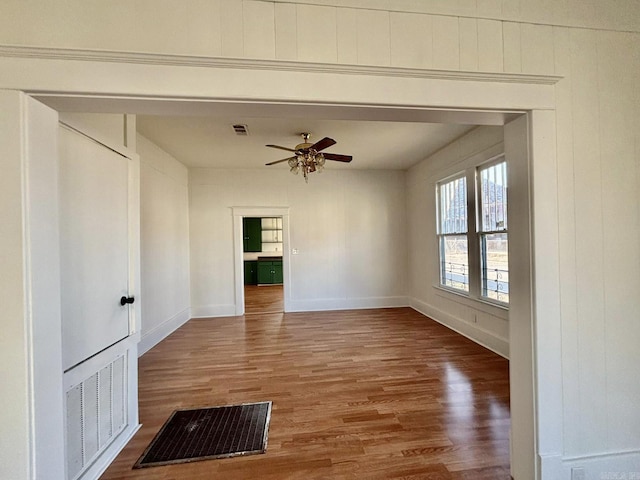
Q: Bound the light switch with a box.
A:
[292,248,299,255]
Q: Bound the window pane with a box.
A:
[440,235,469,292]
[479,161,507,232]
[439,176,467,234]
[481,233,509,303]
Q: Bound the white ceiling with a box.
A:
[136,115,476,170]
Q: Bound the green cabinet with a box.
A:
[243,217,262,252]
[257,261,272,284]
[273,261,283,284]
[257,258,283,284]
[244,260,258,285]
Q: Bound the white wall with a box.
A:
[137,134,191,354]
[1,0,640,477]
[554,29,640,467]
[58,113,126,148]
[1,0,638,57]
[189,168,407,316]
[407,126,508,357]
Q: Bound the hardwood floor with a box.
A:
[100,308,510,480]
[244,284,284,315]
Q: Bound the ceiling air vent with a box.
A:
[232,124,249,136]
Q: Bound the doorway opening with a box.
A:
[232,207,291,316]
[242,216,284,315]
[15,66,557,478]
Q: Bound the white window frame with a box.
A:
[435,153,509,308]
[436,173,469,293]
[476,156,509,305]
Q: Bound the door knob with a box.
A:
[120,296,135,306]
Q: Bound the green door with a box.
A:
[243,217,262,252]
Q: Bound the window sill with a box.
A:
[433,284,509,319]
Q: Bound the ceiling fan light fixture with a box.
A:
[265,132,352,182]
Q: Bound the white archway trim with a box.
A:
[0,45,561,85]
[0,48,558,115]
[0,50,564,479]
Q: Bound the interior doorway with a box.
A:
[242,216,285,315]
[232,207,291,316]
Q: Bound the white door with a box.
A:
[59,125,131,371]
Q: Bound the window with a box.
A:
[437,175,469,292]
[436,156,509,305]
[478,161,509,303]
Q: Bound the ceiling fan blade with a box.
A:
[265,156,295,166]
[266,144,297,153]
[323,153,352,163]
[310,137,336,152]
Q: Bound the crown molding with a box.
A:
[0,45,562,86]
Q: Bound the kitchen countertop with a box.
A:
[257,256,282,262]
[243,252,283,261]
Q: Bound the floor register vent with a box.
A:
[65,355,127,480]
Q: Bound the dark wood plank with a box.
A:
[100,308,510,479]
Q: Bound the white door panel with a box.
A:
[59,126,131,371]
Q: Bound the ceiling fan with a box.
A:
[265,132,352,182]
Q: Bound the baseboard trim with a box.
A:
[538,453,563,479]
[287,296,409,313]
[410,297,509,359]
[138,307,190,356]
[562,449,640,479]
[190,304,237,319]
[78,422,141,480]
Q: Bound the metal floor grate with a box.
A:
[134,401,272,468]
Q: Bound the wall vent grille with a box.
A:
[65,355,127,480]
[232,124,249,135]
